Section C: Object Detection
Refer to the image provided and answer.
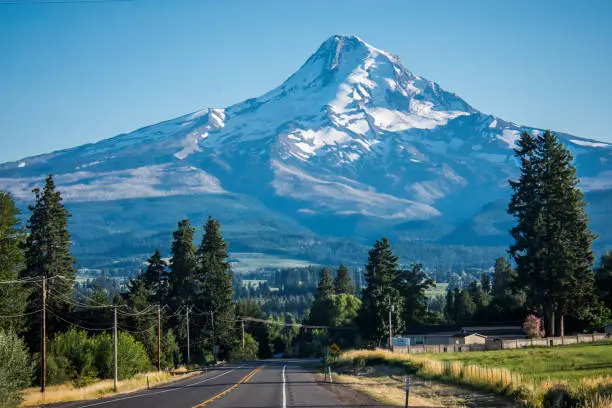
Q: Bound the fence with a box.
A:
[392,333,610,354]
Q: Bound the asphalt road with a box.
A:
[51,360,389,408]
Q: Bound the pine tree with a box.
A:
[21,175,76,347]
[509,131,599,336]
[480,273,491,294]
[538,131,598,336]
[316,267,334,299]
[396,263,434,326]
[308,267,335,327]
[444,289,455,322]
[0,192,26,333]
[167,219,198,308]
[356,237,402,346]
[508,132,547,326]
[454,288,476,322]
[492,257,515,297]
[143,249,169,305]
[166,219,198,361]
[197,216,235,360]
[333,264,354,295]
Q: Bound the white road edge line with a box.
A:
[75,365,244,408]
[282,365,287,408]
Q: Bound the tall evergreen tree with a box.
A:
[333,264,354,295]
[308,267,335,326]
[0,192,26,332]
[539,131,598,335]
[509,131,599,335]
[316,267,334,299]
[143,249,169,305]
[197,216,235,360]
[480,273,491,294]
[396,263,434,326]
[444,288,455,322]
[21,175,76,347]
[167,219,198,360]
[454,288,476,322]
[167,219,198,308]
[356,237,402,346]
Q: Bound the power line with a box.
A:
[0,309,43,318]
[0,276,59,285]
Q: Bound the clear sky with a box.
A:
[1,0,611,163]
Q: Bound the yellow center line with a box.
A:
[192,365,264,408]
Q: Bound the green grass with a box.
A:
[426,340,612,381]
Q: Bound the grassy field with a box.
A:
[427,340,612,381]
[338,346,612,407]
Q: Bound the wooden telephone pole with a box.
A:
[157,305,161,371]
[241,319,245,350]
[40,277,47,393]
[186,306,190,365]
[113,306,118,392]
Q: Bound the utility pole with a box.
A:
[241,319,245,351]
[113,306,118,392]
[186,306,190,366]
[388,304,394,349]
[157,305,161,371]
[40,277,46,393]
[210,311,216,362]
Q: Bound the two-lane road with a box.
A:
[52,360,388,408]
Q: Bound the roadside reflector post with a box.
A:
[405,375,411,407]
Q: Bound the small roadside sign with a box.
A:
[329,343,340,355]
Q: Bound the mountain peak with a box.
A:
[311,34,398,71]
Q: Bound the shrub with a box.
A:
[543,387,579,408]
[48,328,97,386]
[0,330,32,408]
[161,329,179,369]
[93,332,151,380]
[228,333,259,362]
[523,314,545,339]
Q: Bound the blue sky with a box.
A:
[1,0,611,163]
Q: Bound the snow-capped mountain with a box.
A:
[2,35,611,268]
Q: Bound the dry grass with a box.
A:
[21,368,199,407]
[333,368,441,407]
[338,349,612,408]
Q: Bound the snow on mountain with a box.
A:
[1,34,611,268]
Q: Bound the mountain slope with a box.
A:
[1,35,611,269]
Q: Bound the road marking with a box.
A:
[192,365,263,408]
[74,366,243,408]
[282,365,287,408]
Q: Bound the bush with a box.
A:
[543,387,579,408]
[161,330,179,369]
[0,330,32,408]
[48,329,97,386]
[93,332,151,380]
[523,314,545,339]
[228,333,259,362]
